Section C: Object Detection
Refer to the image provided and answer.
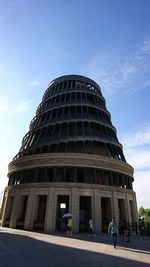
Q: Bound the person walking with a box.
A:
[124,225,131,242]
[67,216,72,237]
[108,217,119,248]
[88,217,95,238]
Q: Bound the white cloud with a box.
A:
[125,147,150,169]
[121,125,150,169]
[133,170,150,208]
[120,64,136,80]
[85,37,150,96]
[120,125,150,208]
[121,125,150,148]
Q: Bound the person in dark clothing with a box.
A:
[124,226,131,242]
[88,217,95,238]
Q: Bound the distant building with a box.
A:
[1,75,138,232]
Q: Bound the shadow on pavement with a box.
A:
[0,231,149,267]
[51,231,150,253]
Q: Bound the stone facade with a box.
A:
[1,75,138,233]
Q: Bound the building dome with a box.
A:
[1,75,138,233]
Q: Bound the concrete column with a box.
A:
[133,194,138,222]
[127,194,138,225]
[125,192,130,224]
[24,190,37,230]
[44,187,57,232]
[94,190,101,233]
[71,188,79,233]
[112,192,119,223]
[1,190,10,226]
[9,191,21,228]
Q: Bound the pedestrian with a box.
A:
[88,217,95,238]
[139,218,145,236]
[124,226,131,242]
[108,217,119,248]
[66,216,72,237]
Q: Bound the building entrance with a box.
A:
[16,195,28,229]
[34,195,47,231]
[118,199,126,222]
[56,195,69,231]
[79,196,91,232]
[101,197,111,232]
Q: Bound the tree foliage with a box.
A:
[138,206,150,222]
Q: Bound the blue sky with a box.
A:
[0,0,150,208]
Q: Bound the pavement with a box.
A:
[0,227,149,267]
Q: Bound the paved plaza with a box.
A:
[0,227,149,267]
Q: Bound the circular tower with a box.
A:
[1,75,138,233]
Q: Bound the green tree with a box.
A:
[138,206,150,223]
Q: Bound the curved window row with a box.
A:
[43,79,102,101]
[37,91,105,115]
[15,140,125,162]
[8,166,133,190]
[20,122,118,151]
[30,105,112,130]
